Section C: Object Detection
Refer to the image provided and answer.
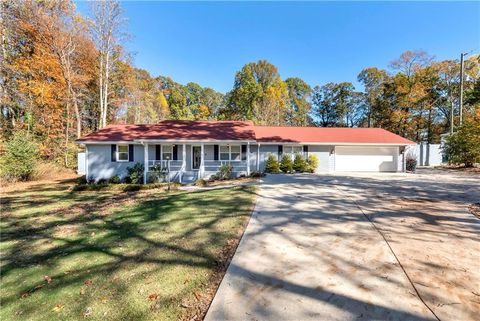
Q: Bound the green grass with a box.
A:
[0,180,256,320]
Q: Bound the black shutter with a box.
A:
[111,144,116,162]
[214,145,219,161]
[173,145,178,160]
[241,145,247,161]
[155,145,161,160]
[278,145,283,158]
[303,145,308,157]
[129,144,134,162]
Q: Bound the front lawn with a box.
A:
[0,180,256,320]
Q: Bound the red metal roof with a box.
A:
[254,126,415,145]
[78,121,415,145]
[77,120,257,142]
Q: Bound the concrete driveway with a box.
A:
[205,170,480,321]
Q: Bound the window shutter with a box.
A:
[155,145,161,160]
[278,145,283,158]
[111,145,116,162]
[241,145,247,161]
[129,144,134,162]
[173,145,178,160]
[214,145,219,161]
[303,145,308,157]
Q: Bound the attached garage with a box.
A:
[335,146,398,172]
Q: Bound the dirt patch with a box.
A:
[468,203,480,219]
[0,174,78,194]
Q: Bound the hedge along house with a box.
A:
[76,120,415,184]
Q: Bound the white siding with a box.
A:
[87,144,145,181]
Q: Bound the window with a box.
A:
[230,145,241,161]
[284,145,302,157]
[117,144,129,162]
[219,145,241,161]
[162,145,173,160]
[220,145,229,160]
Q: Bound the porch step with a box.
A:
[181,171,198,184]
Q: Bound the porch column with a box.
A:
[143,143,148,184]
[181,144,186,183]
[256,143,260,171]
[200,143,205,178]
[85,145,89,179]
[246,142,250,175]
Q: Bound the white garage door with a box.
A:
[335,146,398,172]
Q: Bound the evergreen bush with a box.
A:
[307,154,319,173]
[265,154,280,173]
[280,155,294,173]
[0,131,38,181]
[293,154,308,172]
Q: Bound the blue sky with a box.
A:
[77,1,479,93]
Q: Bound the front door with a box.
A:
[192,146,201,170]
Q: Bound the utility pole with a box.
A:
[459,53,466,125]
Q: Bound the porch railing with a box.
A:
[147,160,183,171]
[203,160,248,172]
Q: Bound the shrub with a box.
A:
[280,155,294,173]
[249,171,265,178]
[406,154,417,172]
[293,154,308,172]
[96,178,108,185]
[109,175,121,184]
[307,154,319,173]
[442,120,480,167]
[195,178,207,187]
[77,175,88,185]
[265,154,280,173]
[217,164,233,180]
[148,164,165,183]
[0,131,38,181]
[126,162,144,184]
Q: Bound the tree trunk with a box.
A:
[102,51,110,127]
[99,53,104,128]
[65,101,70,167]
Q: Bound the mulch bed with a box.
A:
[468,203,480,219]
[435,165,480,173]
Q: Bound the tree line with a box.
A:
[1,0,479,169]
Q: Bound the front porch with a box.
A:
[141,143,251,184]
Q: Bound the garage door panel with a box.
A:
[335,146,397,172]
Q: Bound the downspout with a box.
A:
[256,143,261,172]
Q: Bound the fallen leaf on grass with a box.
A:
[80,287,86,295]
[148,293,161,301]
[44,275,52,283]
[100,297,108,304]
[52,304,64,312]
[150,303,161,311]
[20,293,30,299]
[84,279,93,286]
[34,284,44,291]
[193,291,202,301]
[83,307,92,318]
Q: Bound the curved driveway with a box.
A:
[205,172,480,321]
